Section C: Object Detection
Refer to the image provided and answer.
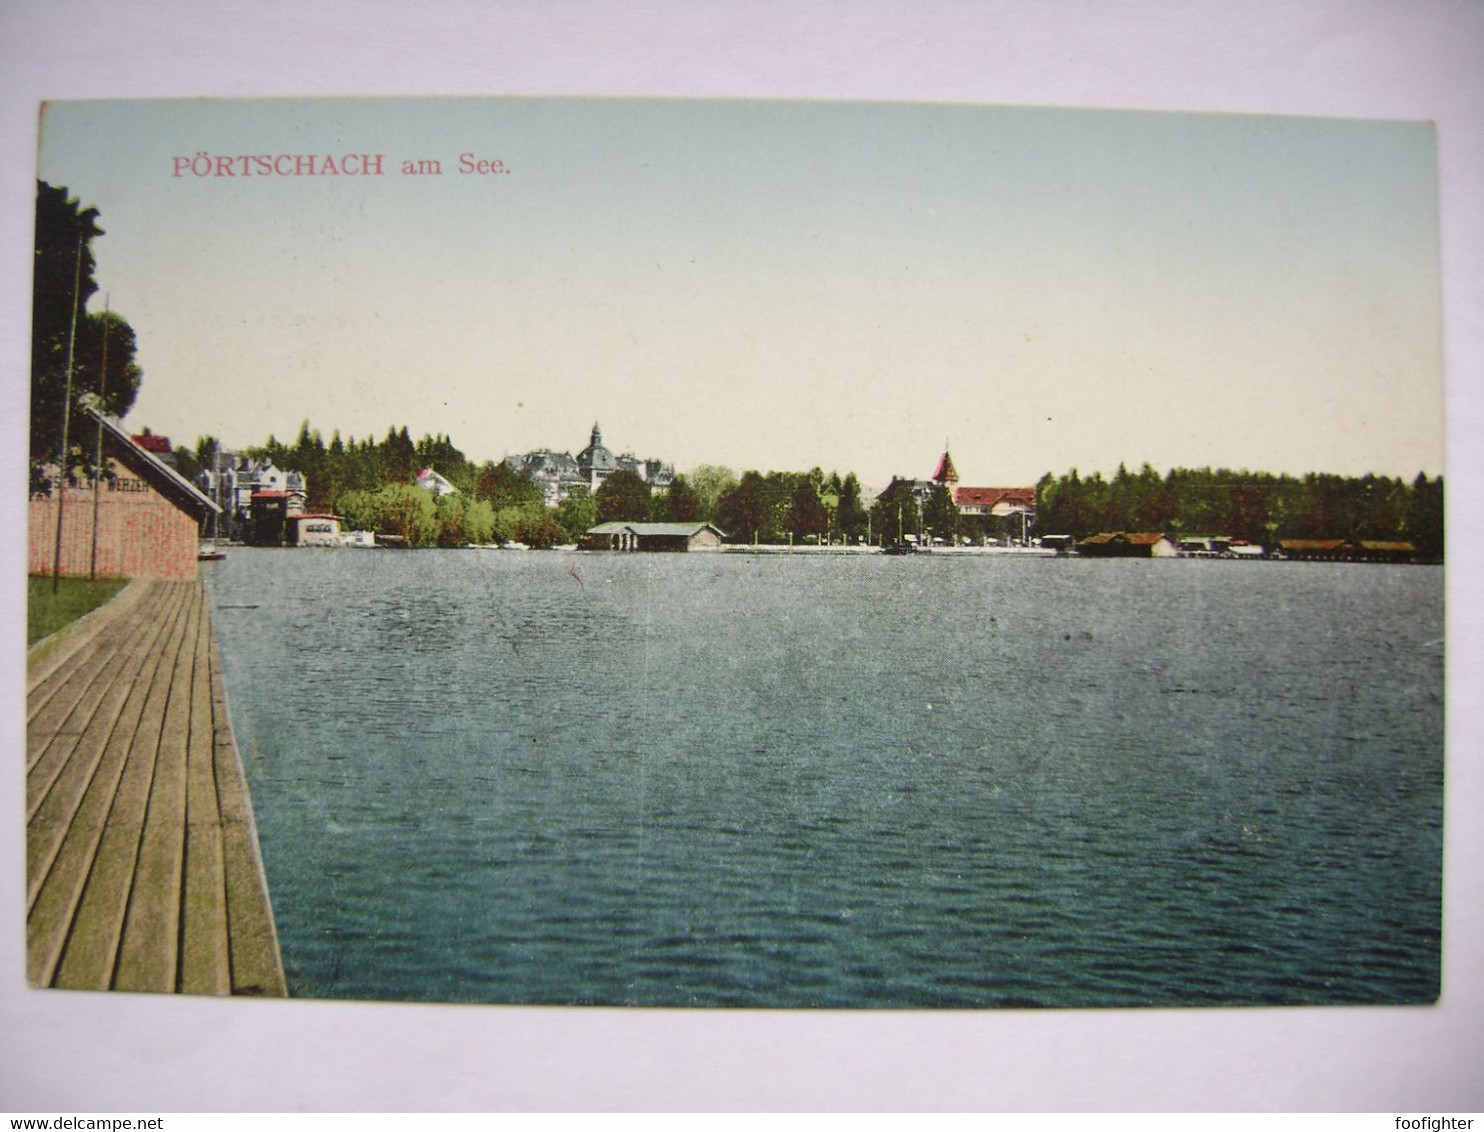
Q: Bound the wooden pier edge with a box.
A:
[25,578,288,997]
[207,627,288,996]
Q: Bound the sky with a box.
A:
[35,96,1443,489]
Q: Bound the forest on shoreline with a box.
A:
[165,422,1445,559]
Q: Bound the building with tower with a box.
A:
[875,445,1038,544]
[507,423,674,505]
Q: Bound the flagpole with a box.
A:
[89,295,109,580]
[51,233,85,594]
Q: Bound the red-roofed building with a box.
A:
[414,467,459,497]
[246,491,297,546]
[30,410,220,581]
[130,432,172,456]
[931,449,959,487]
[954,485,1036,515]
[928,447,1037,544]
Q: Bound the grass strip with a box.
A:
[28,576,128,646]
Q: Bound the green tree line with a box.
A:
[1035,464,1444,559]
[181,421,892,548]
[171,422,1445,559]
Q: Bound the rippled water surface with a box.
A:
[206,549,1443,1007]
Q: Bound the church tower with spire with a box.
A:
[931,443,959,490]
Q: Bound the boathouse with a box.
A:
[1356,540,1417,563]
[287,513,343,547]
[1076,531,1178,558]
[1277,538,1349,561]
[582,521,726,551]
[245,490,293,546]
[1277,539,1416,563]
[28,408,221,581]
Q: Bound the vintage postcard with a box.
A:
[26,95,1443,1009]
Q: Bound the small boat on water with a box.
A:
[198,541,226,562]
[882,542,918,555]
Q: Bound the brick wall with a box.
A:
[29,472,201,581]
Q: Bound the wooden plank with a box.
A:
[180,827,231,994]
[209,631,287,996]
[26,576,152,694]
[112,585,200,992]
[27,580,168,734]
[221,816,286,996]
[26,582,187,905]
[27,579,286,996]
[36,584,193,990]
[179,590,232,996]
[26,584,179,821]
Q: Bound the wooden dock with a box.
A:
[26,578,286,996]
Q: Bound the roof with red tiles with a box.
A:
[1278,539,1348,551]
[931,450,959,484]
[953,486,1036,508]
[131,433,172,454]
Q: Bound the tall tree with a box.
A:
[31,183,142,490]
[836,473,868,544]
[717,470,786,543]
[379,425,418,484]
[785,475,830,542]
[869,479,922,545]
[1405,473,1444,560]
[686,464,737,522]
[375,482,439,546]
[555,485,598,540]
[658,474,701,522]
[594,469,652,522]
[922,482,960,544]
[291,420,329,508]
[474,459,543,511]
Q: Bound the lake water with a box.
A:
[205,549,1443,1008]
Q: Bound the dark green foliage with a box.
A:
[379,425,418,485]
[785,475,830,542]
[555,485,598,540]
[708,467,868,544]
[836,473,868,544]
[1036,464,1443,555]
[434,494,496,547]
[717,470,785,542]
[415,433,474,492]
[172,434,219,483]
[594,469,652,522]
[32,183,143,491]
[685,465,737,523]
[869,479,921,546]
[657,474,701,522]
[923,481,960,544]
[1405,473,1445,561]
[474,459,544,511]
[511,509,567,549]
